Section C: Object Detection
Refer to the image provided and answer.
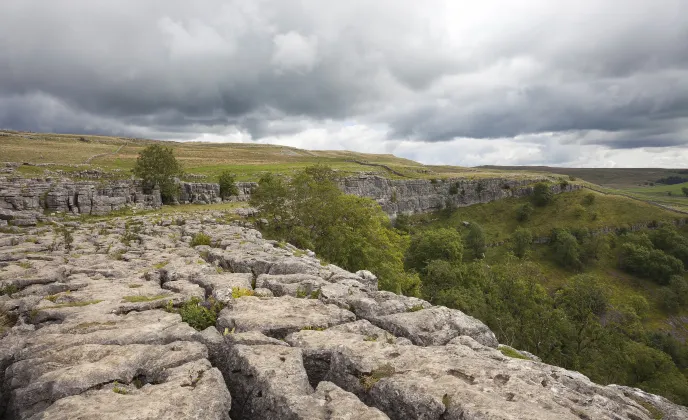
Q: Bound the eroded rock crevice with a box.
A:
[1,212,686,419]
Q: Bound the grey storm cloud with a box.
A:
[1,0,687,152]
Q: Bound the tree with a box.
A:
[532,183,553,206]
[405,228,464,273]
[682,187,688,197]
[552,230,583,270]
[465,222,486,259]
[250,165,420,295]
[133,145,183,203]
[218,171,239,199]
[555,275,608,362]
[511,228,533,258]
[516,203,534,221]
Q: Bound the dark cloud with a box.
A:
[1,0,687,162]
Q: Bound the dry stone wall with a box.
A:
[0,212,686,419]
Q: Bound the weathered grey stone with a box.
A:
[217,296,356,339]
[374,306,499,348]
[256,274,329,297]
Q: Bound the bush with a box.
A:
[618,243,684,285]
[448,182,460,195]
[190,232,212,247]
[552,230,583,270]
[465,222,486,260]
[133,145,183,204]
[251,165,419,295]
[516,203,534,222]
[532,183,553,206]
[573,204,586,219]
[405,228,464,273]
[583,193,596,205]
[175,297,223,331]
[511,228,533,258]
[218,171,239,199]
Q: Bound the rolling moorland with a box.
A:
[2,131,688,418]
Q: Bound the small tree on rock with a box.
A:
[218,171,239,199]
[133,145,183,204]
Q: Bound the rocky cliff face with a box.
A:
[0,177,162,225]
[339,175,578,216]
[178,182,256,204]
[0,211,685,419]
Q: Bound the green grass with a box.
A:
[42,300,103,309]
[620,182,688,212]
[0,130,551,182]
[499,346,529,360]
[431,189,684,244]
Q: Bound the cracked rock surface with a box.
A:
[1,212,687,419]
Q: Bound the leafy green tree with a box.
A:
[618,243,683,285]
[552,230,583,270]
[465,222,486,259]
[405,228,464,273]
[218,171,239,199]
[532,183,553,206]
[511,228,533,258]
[650,225,688,265]
[516,203,534,221]
[555,275,608,364]
[250,165,419,295]
[133,145,183,203]
[683,187,688,197]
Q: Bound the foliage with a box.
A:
[251,164,419,295]
[190,232,212,247]
[656,176,688,185]
[583,193,596,205]
[683,187,688,197]
[232,288,255,298]
[618,242,683,285]
[133,145,183,203]
[405,228,463,273]
[551,229,583,271]
[465,222,486,260]
[511,228,533,258]
[174,297,223,331]
[218,171,239,199]
[516,203,534,222]
[532,183,553,207]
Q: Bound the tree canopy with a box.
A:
[133,145,183,203]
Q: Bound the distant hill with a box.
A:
[480,165,686,188]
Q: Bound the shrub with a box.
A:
[175,297,223,331]
[516,203,534,222]
[511,228,533,258]
[573,204,586,219]
[190,232,212,247]
[583,193,596,205]
[552,230,583,270]
[405,228,463,272]
[133,145,183,204]
[218,171,239,199]
[532,183,553,206]
[465,223,486,259]
[449,182,460,195]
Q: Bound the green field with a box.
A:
[1,130,546,182]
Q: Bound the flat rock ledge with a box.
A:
[1,213,686,420]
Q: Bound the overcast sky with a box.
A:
[1,0,687,167]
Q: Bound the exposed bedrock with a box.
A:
[0,214,685,419]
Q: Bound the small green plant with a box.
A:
[310,289,321,299]
[175,297,223,331]
[360,364,395,391]
[449,182,460,195]
[499,346,529,360]
[128,284,143,288]
[407,304,425,312]
[364,335,378,342]
[43,300,103,309]
[301,326,326,331]
[0,284,19,297]
[153,261,169,270]
[295,287,308,298]
[112,382,128,395]
[391,190,398,203]
[232,288,255,299]
[45,294,60,303]
[190,232,212,247]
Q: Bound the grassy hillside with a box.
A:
[420,189,686,243]
[481,165,684,188]
[1,130,542,182]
